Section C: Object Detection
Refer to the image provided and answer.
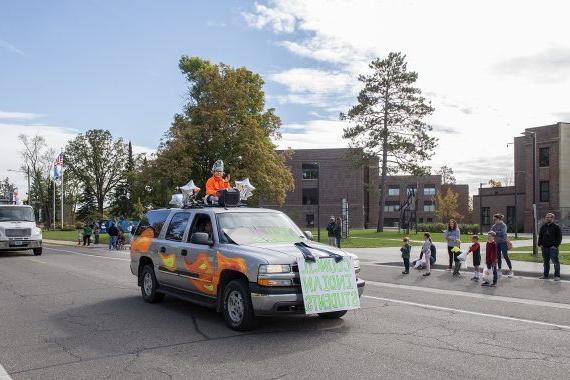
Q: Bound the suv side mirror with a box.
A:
[190,232,213,246]
[304,231,314,240]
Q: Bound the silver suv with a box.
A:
[130,206,365,330]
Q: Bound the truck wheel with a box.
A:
[318,310,348,319]
[140,265,164,303]
[222,279,256,331]
[33,248,42,256]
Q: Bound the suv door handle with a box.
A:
[181,249,188,256]
[159,247,166,253]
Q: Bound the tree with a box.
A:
[64,130,128,215]
[109,140,137,217]
[150,56,294,206]
[341,52,437,231]
[435,188,463,222]
[436,165,456,185]
[76,186,98,222]
[0,177,17,202]
[488,179,503,188]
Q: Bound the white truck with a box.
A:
[0,205,42,255]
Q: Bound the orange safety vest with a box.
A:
[205,176,230,196]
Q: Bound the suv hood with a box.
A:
[0,221,37,228]
[237,241,355,264]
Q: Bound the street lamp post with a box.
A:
[522,131,538,256]
[315,162,320,244]
[479,182,483,235]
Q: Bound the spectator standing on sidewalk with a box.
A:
[326,216,337,247]
[538,213,562,281]
[82,224,93,246]
[444,219,460,270]
[491,213,513,277]
[482,231,498,287]
[93,222,100,245]
[108,223,119,250]
[334,217,342,248]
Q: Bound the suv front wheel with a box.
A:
[140,265,164,303]
[222,279,256,331]
[33,248,42,256]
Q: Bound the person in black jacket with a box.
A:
[538,213,562,281]
[108,223,119,250]
[326,216,337,246]
[334,217,342,248]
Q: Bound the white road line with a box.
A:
[363,295,570,330]
[0,363,12,380]
[361,263,570,283]
[43,247,130,262]
[364,279,570,310]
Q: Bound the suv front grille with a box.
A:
[5,228,31,238]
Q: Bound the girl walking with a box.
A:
[444,219,461,270]
[422,232,433,277]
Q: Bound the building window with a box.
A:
[481,207,491,225]
[305,214,314,228]
[506,206,516,226]
[384,201,400,212]
[388,185,400,196]
[406,185,417,196]
[427,218,433,223]
[302,188,319,205]
[419,218,424,223]
[539,147,550,167]
[302,163,319,180]
[540,181,550,202]
[423,200,435,212]
[423,185,436,196]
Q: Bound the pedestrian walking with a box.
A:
[444,219,460,270]
[422,232,433,277]
[326,216,337,247]
[93,222,100,244]
[401,237,411,274]
[108,223,119,250]
[451,239,462,276]
[334,217,342,248]
[538,213,562,281]
[467,235,481,281]
[491,213,513,277]
[82,224,93,246]
[482,231,498,287]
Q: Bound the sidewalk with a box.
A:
[346,241,570,280]
[43,239,130,250]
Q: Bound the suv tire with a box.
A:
[33,248,42,256]
[318,310,348,319]
[140,265,164,303]
[222,279,256,331]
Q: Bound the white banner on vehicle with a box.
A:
[297,257,360,314]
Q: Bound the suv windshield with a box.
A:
[0,207,35,222]
[218,212,305,245]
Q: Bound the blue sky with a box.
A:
[2,0,570,196]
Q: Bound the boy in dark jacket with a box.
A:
[400,237,411,274]
[482,231,498,287]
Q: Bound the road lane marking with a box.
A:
[43,247,130,262]
[363,295,570,330]
[0,363,12,380]
[364,279,570,310]
[361,263,570,283]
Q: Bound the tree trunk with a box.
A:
[376,122,389,232]
[97,197,104,215]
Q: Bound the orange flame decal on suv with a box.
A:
[183,251,247,296]
[130,228,154,256]
[159,253,177,271]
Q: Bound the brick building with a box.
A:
[259,149,379,229]
[382,175,470,227]
[474,122,570,233]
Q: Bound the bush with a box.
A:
[61,224,77,231]
[75,222,85,229]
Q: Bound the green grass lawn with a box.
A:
[42,230,110,244]
[509,243,570,265]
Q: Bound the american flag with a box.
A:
[52,153,64,179]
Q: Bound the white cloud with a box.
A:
[246,0,570,194]
[269,68,353,93]
[0,39,24,55]
[274,119,348,150]
[0,110,43,120]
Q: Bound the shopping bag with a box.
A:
[457,251,468,262]
[482,267,493,283]
[507,240,513,251]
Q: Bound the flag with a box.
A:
[52,153,64,179]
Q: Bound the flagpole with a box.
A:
[53,179,56,230]
[61,152,64,230]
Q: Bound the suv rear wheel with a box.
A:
[222,279,256,331]
[140,265,164,303]
[318,310,348,319]
[33,248,42,256]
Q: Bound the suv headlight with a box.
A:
[258,264,291,274]
[32,227,42,237]
[353,258,360,270]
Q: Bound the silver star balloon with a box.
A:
[169,194,184,207]
[180,180,199,195]
[235,178,255,200]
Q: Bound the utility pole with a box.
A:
[315,162,320,243]
[522,131,538,255]
[479,182,483,235]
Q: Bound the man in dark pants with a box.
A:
[538,213,562,281]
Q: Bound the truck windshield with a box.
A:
[217,212,305,245]
[0,207,35,222]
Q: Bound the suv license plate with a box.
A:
[11,241,23,246]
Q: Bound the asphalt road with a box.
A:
[0,244,569,380]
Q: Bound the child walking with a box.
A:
[422,232,433,277]
[482,231,498,287]
[468,235,481,281]
[451,239,462,276]
[400,237,411,274]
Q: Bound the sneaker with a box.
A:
[481,282,490,286]
[423,272,431,277]
[507,271,514,278]
[490,283,496,287]
[539,275,549,279]
[402,271,409,274]
[554,276,561,282]
[471,276,478,281]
